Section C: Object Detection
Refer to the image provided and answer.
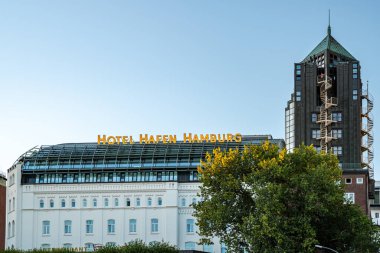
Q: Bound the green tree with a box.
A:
[193,143,380,253]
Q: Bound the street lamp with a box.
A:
[315,244,339,253]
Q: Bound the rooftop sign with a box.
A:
[97,133,242,145]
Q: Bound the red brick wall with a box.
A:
[342,172,369,215]
[0,185,5,250]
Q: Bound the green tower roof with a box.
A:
[302,26,356,62]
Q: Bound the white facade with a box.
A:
[6,164,224,252]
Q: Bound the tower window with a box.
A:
[332,129,342,139]
[332,112,342,122]
[353,89,358,100]
[312,130,321,139]
[332,146,343,155]
[311,113,318,123]
[296,91,301,102]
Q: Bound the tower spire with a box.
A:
[328,9,331,35]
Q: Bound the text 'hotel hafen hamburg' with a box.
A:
[285,23,375,214]
[6,134,285,252]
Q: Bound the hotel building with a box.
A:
[6,135,285,252]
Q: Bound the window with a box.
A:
[83,198,87,207]
[63,243,72,249]
[151,218,158,233]
[181,198,186,207]
[186,219,194,233]
[12,197,15,211]
[50,199,54,208]
[296,65,301,80]
[107,219,115,234]
[126,198,131,207]
[61,199,66,208]
[296,91,301,101]
[86,220,94,234]
[9,199,11,212]
[12,220,15,237]
[357,178,364,184]
[344,192,355,204]
[221,243,227,253]
[106,242,116,247]
[147,197,152,206]
[376,213,379,218]
[129,219,137,233]
[114,198,119,207]
[40,199,44,208]
[192,198,197,204]
[41,244,51,250]
[104,198,109,207]
[332,129,342,139]
[353,63,358,79]
[185,242,196,250]
[42,220,50,235]
[85,243,94,252]
[157,197,163,206]
[311,113,318,123]
[332,146,343,155]
[71,199,76,208]
[332,112,342,122]
[345,178,352,184]
[203,244,214,253]
[312,129,320,139]
[93,198,97,207]
[7,222,10,238]
[136,198,141,207]
[64,220,72,234]
[353,89,358,100]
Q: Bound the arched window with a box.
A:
[136,198,140,207]
[106,242,116,247]
[12,220,15,236]
[147,197,152,206]
[71,199,76,208]
[41,244,51,250]
[104,198,109,207]
[107,219,115,234]
[185,242,196,250]
[8,222,11,238]
[8,199,11,212]
[126,198,131,207]
[85,243,94,252]
[50,199,54,208]
[39,199,44,208]
[203,244,214,253]
[63,243,72,249]
[181,198,186,207]
[157,197,163,206]
[61,199,66,208]
[93,198,97,207]
[12,197,15,211]
[114,198,119,207]
[83,198,87,207]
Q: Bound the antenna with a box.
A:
[328,9,331,35]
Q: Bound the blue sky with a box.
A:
[0,1,379,177]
